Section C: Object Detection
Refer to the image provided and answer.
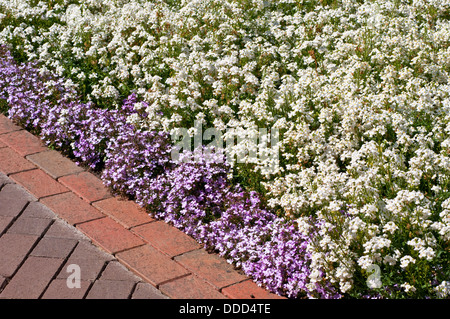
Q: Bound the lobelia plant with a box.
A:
[102,126,173,198]
[136,147,232,235]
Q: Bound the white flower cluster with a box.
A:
[1,0,449,297]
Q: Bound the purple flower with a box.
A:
[102,128,172,196]
[197,190,314,298]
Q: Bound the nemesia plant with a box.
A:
[1,0,449,298]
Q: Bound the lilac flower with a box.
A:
[136,147,231,236]
[197,190,314,298]
[102,127,172,197]
[0,46,56,132]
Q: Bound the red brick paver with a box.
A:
[0,184,36,217]
[27,150,84,179]
[132,221,200,257]
[40,192,104,226]
[0,175,170,300]
[0,216,14,235]
[0,172,11,187]
[7,216,52,236]
[41,279,91,299]
[77,217,145,254]
[0,114,21,135]
[0,130,47,156]
[222,280,285,299]
[100,261,141,281]
[0,233,39,277]
[174,249,247,290]
[86,280,136,299]
[159,275,228,299]
[21,201,59,219]
[30,237,78,259]
[0,147,36,175]
[116,244,190,287]
[59,172,111,203]
[0,256,64,299]
[0,173,170,300]
[93,197,154,229]
[10,169,68,199]
[132,282,169,299]
[57,241,112,282]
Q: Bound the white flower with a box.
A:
[340,281,352,293]
[407,237,425,250]
[126,113,140,125]
[304,55,315,65]
[434,281,450,299]
[383,221,398,234]
[400,256,416,269]
[357,255,373,270]
[401,282,416,293]
[383,255,397,266]
[65,4,81,27]
[418,247,435,261]
[363,236,391,254]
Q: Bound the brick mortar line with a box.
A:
[81,260,110,299]
[153,272,192,289]
[36,190,72,199]
[109,243,148,256]
[4,167,39,176]
[8,169,70,199]
[70,215,107,227]
[218,278,251,292]
[0,200,34,237]
[0,130,24,136]
[1,115,284,299]
[127,219,157,228]
[0,146,41,177]
[126,282,139,300]
[128,224,200,258]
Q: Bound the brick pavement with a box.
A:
[0,173,168,299]
[0,114,284,299]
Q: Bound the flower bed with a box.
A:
[0,45,323,298]
[1,0,449,298]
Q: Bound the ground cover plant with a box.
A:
[0,0,449,298]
